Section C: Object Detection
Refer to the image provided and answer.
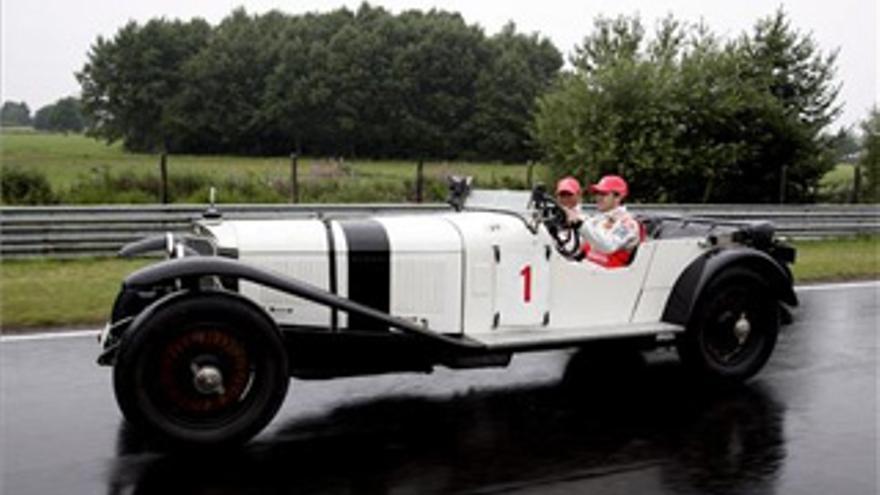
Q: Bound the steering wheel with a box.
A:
[529,186,582,258]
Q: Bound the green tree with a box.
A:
[263,15,336,155]
[33,106,50,130]
[1,101,31,126]
[324,6,392,156]
[167,9,289,154]
[533,9,840,203]
[33,97,85,132]
[860,107,880,202]
[469,23,562,162]
[390,10,490,159]
[77,3,562,161]
[830,127,861,163]
[534,16,688,201]
[78,18,211,151]
[735,8,841,202]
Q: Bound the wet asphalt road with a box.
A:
[1,283,877,495]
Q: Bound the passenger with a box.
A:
[555,176,582,214]
[565,175,642,268]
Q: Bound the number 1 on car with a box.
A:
[520,264,532,303]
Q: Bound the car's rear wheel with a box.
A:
[677,268,780,382]
[113,292,288,447]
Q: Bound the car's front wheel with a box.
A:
[677,268,780,382]
[113,292,289,447]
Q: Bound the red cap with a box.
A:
[556,176,581,195]
[589,175,628,198]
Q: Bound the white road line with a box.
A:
[1,329,100,343]
[796,280,879,292]
[1,279,877,343]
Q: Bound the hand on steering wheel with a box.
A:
[529,187,582,258]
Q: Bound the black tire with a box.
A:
[677,267,780,382]
[113,292,289,447]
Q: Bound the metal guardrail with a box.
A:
[1,203,877,258]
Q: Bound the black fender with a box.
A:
[123,256,485,350]
[662,247,798,326]
[99,288,278,366]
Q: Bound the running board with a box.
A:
[470,322,684,351]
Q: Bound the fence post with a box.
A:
[416,159,424,203]
[778,164,787,204]
[851,161,862,203]
[159,152,168,204]
[290,152,299,204]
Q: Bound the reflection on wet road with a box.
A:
[1,283,877,494]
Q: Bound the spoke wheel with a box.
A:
[677,268,779,382]
[701,286,760,366]
[114,292,288,447]
[151,328,254,427]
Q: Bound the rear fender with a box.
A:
[662,247,798,326]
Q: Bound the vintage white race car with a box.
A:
[98,182,797,446]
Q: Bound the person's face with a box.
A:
[594,191,620,212]
[556,190,580,209]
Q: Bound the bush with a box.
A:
[11,163,526,205]
[182,173,286,204]
[301,179,409,203]
[62,167,151,204]
[60,167,294,204]
[817,164,855,203]
[61,167,212,204]
[1,167,56,204]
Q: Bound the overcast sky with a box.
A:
[2,0,876,128]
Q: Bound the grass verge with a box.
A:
[1,258,151,332]
[1,236,876,331]
[790,236,880,283]
[1,131,532,204]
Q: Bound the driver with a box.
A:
[565,174,642,268]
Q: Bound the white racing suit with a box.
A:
[576,206,641,268]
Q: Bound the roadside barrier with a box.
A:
[1,203,877,258]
